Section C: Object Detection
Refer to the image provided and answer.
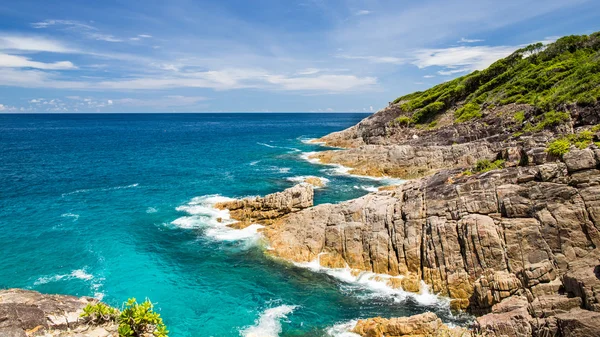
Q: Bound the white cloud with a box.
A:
[107,99,113,105]
[336,54,405,64]
[138,34,152,38]
[423,75,435,78]
[89,33,123,42]
[265,74,376,91]
[31,20,95,30]
[114,95,207,107]
[459,37,484,43]
[0,36,74,53]
[130,37,141,41]
[295,68,321,75]
[412,45,516,73]
[355,10,372,16]
[0,53,77,70]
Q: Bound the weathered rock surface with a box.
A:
[0,289,117,337]
[352,312,471,337]
[265,149,600,336]
[215,184,313,228]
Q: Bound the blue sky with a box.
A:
[0,0,598,113]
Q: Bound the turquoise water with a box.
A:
[0,113,468,336]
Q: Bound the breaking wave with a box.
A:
[62,183,139,197]
[240,305,297,337]
[172,195,264,243]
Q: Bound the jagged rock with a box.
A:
[352,312,470,337]
[554,309,600,337]
[476,297,533,337]
[265,155,600,319]
[215,184,313,228]
[0,289,117,337]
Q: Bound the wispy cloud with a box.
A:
[459,37,484,43]
[336,54,405,64]
[0,35,75,53]
[0,53,77,70]
[412,45,516,74]
[355,10,372,16]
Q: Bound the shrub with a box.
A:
[455,103,482,123]
[81,303,118,324]
[428,121,438,128]
[513,111,526,123]
[591,124,600,132]
[81,299,168,337]
[569,130,594,149]
[474,159,506,173]
[524,110,570,132]
[412,101,445,123]
[393,116,412,126]
[546,138,571,156]
[119,298,168,337]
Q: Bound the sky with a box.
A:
[0,0,598,113]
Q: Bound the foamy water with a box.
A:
[293,254,444,307]
[172,195,265,243]
[286,175,330,188]
[326,321,361,337]
[241,305,298,337]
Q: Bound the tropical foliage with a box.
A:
[391,32,600,124]
[81,298,168,337]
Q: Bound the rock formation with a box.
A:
[0,289,117,337]
[214,183,313,228]
[352,312,470,337]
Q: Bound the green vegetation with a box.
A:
[523,110,570,132]
[81,299,168,337]
[546,129,596,156]
[393,116,412,126]
[513,111,526,123]
[474,159,506,173]
[428,121,438,128]
[546,138,571,156]
[391,32,600,124]
[81,302,118,324]
[454,103,482,122]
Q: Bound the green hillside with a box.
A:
[393,32,600,124]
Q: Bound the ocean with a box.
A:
[0,113,468,337]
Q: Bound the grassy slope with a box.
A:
[391,32,600,125]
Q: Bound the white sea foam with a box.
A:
[267,166,291,174]
[293,254,444,307]
[286,176,330,188]
[61,212,80,220]
[146,207,158,213]
[326,321,361,337]
[300,137,326,145]
[257,142,277,148]
[241,305,298,337]
[34,268,94,285]
[353,185,379,192]
[62,183,139,197]
[172,195,264,243]
[249,160,261,166]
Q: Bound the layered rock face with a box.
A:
[214,183,313,228]
[265,148,600,336]
[352,312,470,337]
[0,289,117,337]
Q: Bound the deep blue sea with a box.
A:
[0,113,467,337]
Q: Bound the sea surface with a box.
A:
[0,113,469,337]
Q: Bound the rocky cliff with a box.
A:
[0,289,117,337]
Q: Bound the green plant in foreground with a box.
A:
[474,159,506,173]
[393,116,412,126]
[546,129,595,156]
[119,298,168,337]
[81,299,168,337]
[81,303,119,324]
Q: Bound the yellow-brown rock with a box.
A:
[352,313,471,337]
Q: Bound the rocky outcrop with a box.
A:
[352,312,470,337]
[214,184,313,228]
[0,289,117,337]
[264,148,600,336]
